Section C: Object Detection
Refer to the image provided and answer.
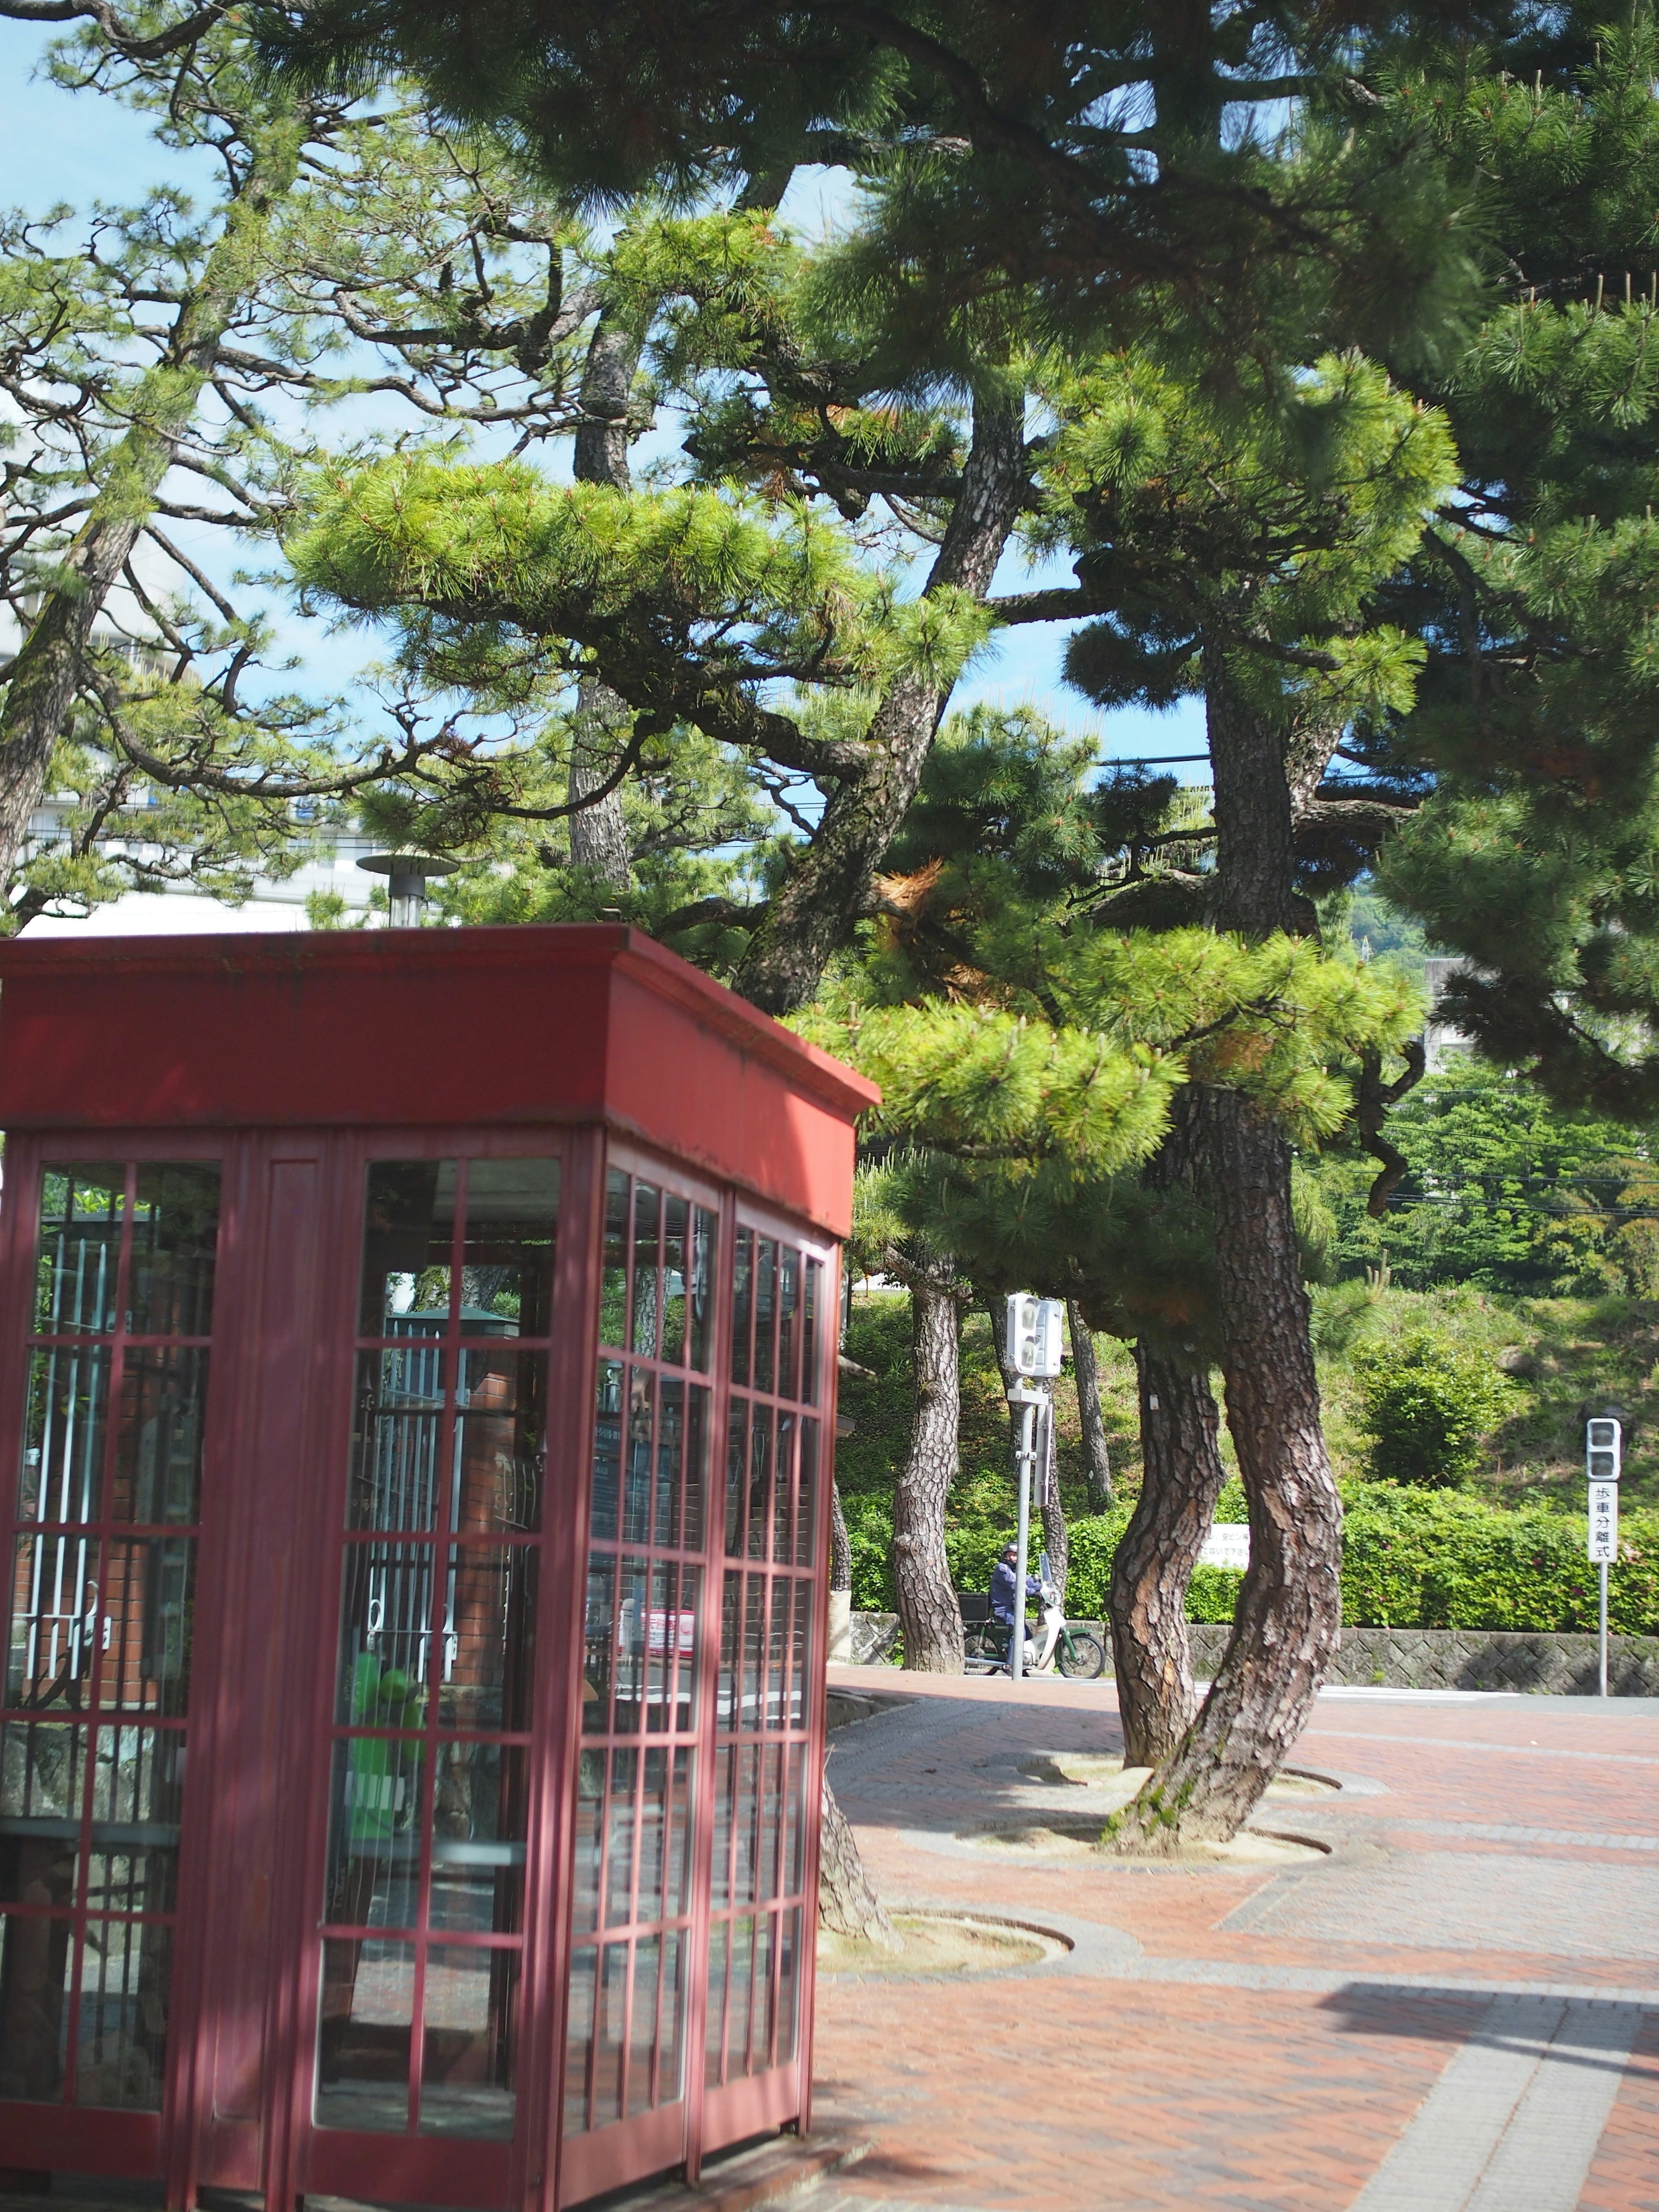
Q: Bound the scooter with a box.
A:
[965,1553,1107,1679]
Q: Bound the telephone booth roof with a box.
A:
[0,924,877,1236]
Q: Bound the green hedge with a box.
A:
[852,1482,1659,1634]
[1339,1487,1659,1633]
[1076,1487,1659,1634]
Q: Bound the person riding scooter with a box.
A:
[987,1543,1041,1672]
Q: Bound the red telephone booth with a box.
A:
[0,926,874,2211]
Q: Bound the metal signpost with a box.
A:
[1004,1294,1064,1680]
[1587,1415,1621,1697]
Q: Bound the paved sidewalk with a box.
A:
[804,1669,1659,2212]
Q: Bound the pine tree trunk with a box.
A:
[1108,1347,1225,1765]
[829,1478,852,1591]
[733,391,1026,1014]
[566,317,640,889]
[0,106,309,900]
[816,1772,897,1947]
[1036,1383,1068,1607]
[892,1265,964,1673]
[1108,654,1342,1851]
[1069,1302,1113,1510]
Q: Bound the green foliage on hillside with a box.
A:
[1314,1060,1659,1297]
[1354,1333,1516,1487]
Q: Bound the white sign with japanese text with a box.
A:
[1200,1523,1251,1571]
[1588,1480,1619,1564]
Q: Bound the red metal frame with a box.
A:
[0,930,871,2212]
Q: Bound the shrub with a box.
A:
[1054,1508,1133,1619]
[1186,1565,1246,1623]
[1355,1332,1513,1487]
[1340,1486,1659,1632]
[843,1495,895,1610]
[1138,1484,1659,1633]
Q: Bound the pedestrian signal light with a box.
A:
[1587,1416,1622,1484]
[1005,1293,1064,1379]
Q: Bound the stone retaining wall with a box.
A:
[845,1611,1659,1693]
[1188,1621,1659,1696]
[848,1611,900,1666]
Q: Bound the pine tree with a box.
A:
[0,0,786,925]
[279,40,1478,1847]
[262,0,1487,374]
[987,350,1453,1840]
[1340,23,1659,1121]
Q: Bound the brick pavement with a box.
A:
[802,1671,1659,2212]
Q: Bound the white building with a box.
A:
[3,590,383,938]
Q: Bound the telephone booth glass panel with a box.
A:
[563,1166,714,2142]
[1,1162,219,2111]
[706,1224,822,2098]
[318,1157,559,2144]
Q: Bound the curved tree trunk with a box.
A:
[1109,655,1343,1851]
[829,1477,853,1592]
[892,1263,964,1673]
[816,1773,897,1947]
[733,390,1026,1014]
[0,105,310,898]
[1108,1348,1225,1765]
[566,317,640,889]
[1069,1301,1113,1511]
[1036,1381,1068,1607]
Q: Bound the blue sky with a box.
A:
[0,20,1211,780]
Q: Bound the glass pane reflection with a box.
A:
[430,1743,525,1936]
[579,1556,697,1735]
[350,1350,446,1532]
[325,1735,423,1932]
[629,1185,660,1359]
[112,1349,207,1526]
[128,1165,220,1337]
[459,1158,559,1338]
[317,1933,414,2134]
[454,1351,545,1535]
[73,1918,172,2109]
[21,1346,109,1525]
[420,1944,518,2138]
[600,1171,629,1351]
[439,1546,537,1732]
[100,1540,195,1715]
[7,1531,98,1710]
[337,1548,435,1720]
[0,1719,81,1910]
[360,1163,456,1335]
[0,1910,73,2099]
[34,1166,124,1337]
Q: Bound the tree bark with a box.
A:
[816,1773,897,1946]
[0,105,308,902]
[1108,653,1343,1850]
[1036,1381,1068,1607]
[1108,1347,1225,1766]
[892,1262,964,1673]
[732,388,1027,1014]
[829,1477,852,1592]
[566,316,642,889]
[1069,1301,1113,1510]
